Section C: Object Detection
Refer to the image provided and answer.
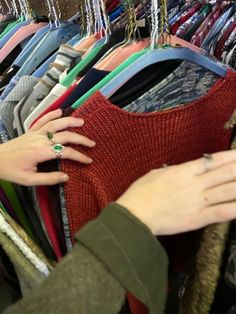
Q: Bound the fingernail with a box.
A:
[90,141,96,147]
[87,158,93,163]
[56,109,62,114]
[60,174,69,182]
[76,119,84,126]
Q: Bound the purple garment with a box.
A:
[0,186,19,222]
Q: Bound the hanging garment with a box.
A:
[0,75,39,139]
[59,69,236,314]
[30,83,78,128]
[40,59,226,257]
[0,17,23,40]
[2,203,168,314]
[214,15,236,60]
[26,26,150,125]
[109,61,181,107]
[176,4,212,41]
[14,22,81,77]
[12,44,81,135]
[191,3,223,47]
[0,25,51,94]
[201,6,233,52]
[0,214,49,295]
[124,61,218,113]
[0,19,29,48]
[220,25,236,64]
[21,44,81,128]
[0,22,48,63]
[1,210,53,273]
[170,3,202,35]
[0,16,16,35]
[12,24,51,67]
[16,185,56,261]
[0,187,18,222]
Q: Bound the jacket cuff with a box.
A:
[75,202,168,314]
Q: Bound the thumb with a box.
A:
[25,172,69,186]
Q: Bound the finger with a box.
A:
[45,146,93,164]
[201,161,236,189]
[30,109,63,131]
[204,181,236,206]
[60,147,93,164]
[185,150,236,175]
[23,172,69,186]
[42,117,84,134]
[53,131,96,147]
[201,202,236,226]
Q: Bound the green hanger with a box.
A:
[0,180,35,241]
[61,42,105,88]
[0,16,25,39]
[71,48,149,109]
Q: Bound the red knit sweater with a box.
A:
[61,70,236,314]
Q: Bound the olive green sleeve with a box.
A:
[4,203,168,314]
[76,203,168,314]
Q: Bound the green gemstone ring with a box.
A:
[52,144,65,159]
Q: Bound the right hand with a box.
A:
[117,150,236,236]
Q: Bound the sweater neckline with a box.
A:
[84,69,236,118]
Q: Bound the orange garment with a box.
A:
[61,70,236,314]
[95,38,150,71]
[74,34,98,51]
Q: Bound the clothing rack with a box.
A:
[1,1,236,314]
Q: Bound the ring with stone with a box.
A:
[47,131,56,145]
[52,144,65,159]
[202,153,213,173]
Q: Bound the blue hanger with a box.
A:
[100,47,227,98]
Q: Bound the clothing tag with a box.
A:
[137,19,146,27]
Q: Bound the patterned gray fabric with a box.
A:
[0,117,10,143]
[0,76,39,139]
[124,61,218,113]
[19,44,82,125]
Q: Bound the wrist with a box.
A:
[116,198,157,235]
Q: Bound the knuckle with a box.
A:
[212,206,229,222]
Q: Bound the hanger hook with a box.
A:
[150,0,159,49]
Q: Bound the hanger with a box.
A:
[73,0,95,49]
[99,0,227,98]
[1,0,11,15]
[60,0,111,88]
[71,0,227,108]
[94,0,150,71]
[100,0,142,63]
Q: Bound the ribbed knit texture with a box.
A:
[61,70,236,314]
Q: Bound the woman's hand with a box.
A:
[117,150,236,236]
[0,109,95,186]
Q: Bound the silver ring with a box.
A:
[203,153,213,173]
[47,131,56,145]
[52,144,65,159]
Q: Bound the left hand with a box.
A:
[0,109,95,186]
